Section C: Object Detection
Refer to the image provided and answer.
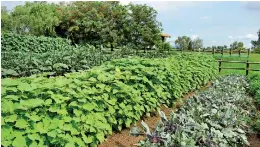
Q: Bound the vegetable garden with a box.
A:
[1,1,260,146]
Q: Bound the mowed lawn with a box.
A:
[212,53,260,75]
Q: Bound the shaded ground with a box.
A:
[99,82,211,147]
[247,134,260,147]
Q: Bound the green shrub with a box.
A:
[1,54,217,147]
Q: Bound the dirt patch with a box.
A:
[247,134,260,147]
[99,82,212,147]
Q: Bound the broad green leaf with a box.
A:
[82,103,95,111]
[15,118,28,129]
[12,135,27,147]
[5,114,17,123]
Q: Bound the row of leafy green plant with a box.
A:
[1,54,217,147]
[1,33,71,53]
[247,73,260,133]
[131,75,256,146]
[1,33,174,78]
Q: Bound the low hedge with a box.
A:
[1,54,218,147]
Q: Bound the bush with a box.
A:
[1,54,217,147]
[132,76,254,146]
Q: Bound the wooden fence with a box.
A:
[216,59,260,75]
[176,48,250,57]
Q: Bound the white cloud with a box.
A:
[120,0,130,6]
[191,34,199,40]
[228,33,257,40]
[132,1,197,12]
[212,40,216,43]
[200,16,209,20]
[190,29,193,32]
[228,36,233,40]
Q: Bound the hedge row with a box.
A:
[1,33,71,53]
[1,54,218,147]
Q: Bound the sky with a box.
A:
[1,1,260,48]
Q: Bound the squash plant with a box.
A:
[1,54,217,146]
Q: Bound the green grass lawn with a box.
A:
[213,53,260,75]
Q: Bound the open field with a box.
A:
[213,53,260,75]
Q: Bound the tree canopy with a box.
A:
[1,1,163,49]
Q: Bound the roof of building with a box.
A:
[161,33,171,37]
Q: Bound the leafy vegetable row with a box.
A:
[248,73,260,106]
[247,73,260,133]
[1,54,217,147]
[1,32,71,53]
[133,75,254,146]
[1,33,174,78]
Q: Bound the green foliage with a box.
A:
[56,1,162,48]
[248,73,260,107]
[132,76,254,146]
[175,36,191,50]
[1,32,71,52]
[1,2,59,36]
[1,54,217,146]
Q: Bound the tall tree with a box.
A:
[230,41,238,50]
[237,42,244,50]
[251,29,260,48]
[2,2,60,36]
[175,36,191,50]
[126,3,162,49]
[1,6,12,33]
[192,38,203,49]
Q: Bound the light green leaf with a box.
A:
[12,135,27,147]
[5,114,17,123]
[15,118,28,129]
[82,103,95,111]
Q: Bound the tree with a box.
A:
[2,2,60,36]
[175,36,191,50]
[191,38,203,50]
[126,3,162,49]
[56,2,162,48]
[230,41,238,50]
[251,29,260,48]
[1,6,12,33]
[224,45,227,49]
[237,42,244,50]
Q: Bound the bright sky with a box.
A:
[1,1,260,48]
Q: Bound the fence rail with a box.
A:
[216,59,260,75]
[175,48,250,57]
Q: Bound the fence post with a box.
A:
[248,49,250,57]
[246,60,249,76]
[221,48,223,56]
[239,50,241,57]
[229,48,231,56]
[213,48,215,55]
[219,58,222,73]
